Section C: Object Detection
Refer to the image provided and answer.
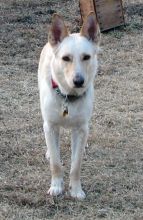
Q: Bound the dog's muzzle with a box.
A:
[73,74,84,88]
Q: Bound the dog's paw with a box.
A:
[69,187,86,200]
[48,186,63,196]
[48,178,64,196]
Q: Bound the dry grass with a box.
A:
[0,0,143,219]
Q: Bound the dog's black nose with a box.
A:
[73,75,84,88]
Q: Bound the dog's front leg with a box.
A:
[70,124,88,200]
[43,122,64,196]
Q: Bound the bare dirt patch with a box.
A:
[0,0,143,219]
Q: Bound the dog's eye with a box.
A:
[83,55,91,61]
[62,56,71,62]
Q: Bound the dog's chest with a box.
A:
[45,94,93,127]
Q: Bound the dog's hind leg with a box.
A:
[69,124,88,199]
[43,122,64,196]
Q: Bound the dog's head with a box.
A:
[48,13,100,96]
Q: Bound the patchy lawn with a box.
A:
[0,0,143,219]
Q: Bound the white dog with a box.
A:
[38,12,100,199]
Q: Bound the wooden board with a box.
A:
[94,0,125,31]
[80,0,95,21]
[79,0,125,31]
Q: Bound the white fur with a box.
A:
[38,15,100,199]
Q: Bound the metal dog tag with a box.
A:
[62,101,68,117]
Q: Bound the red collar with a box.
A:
[51,78,58,89]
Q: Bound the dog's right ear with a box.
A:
[48,14,69,47]
[80,12,100,44]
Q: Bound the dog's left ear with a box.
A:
[48,14,69,47]
[80,12,100,44]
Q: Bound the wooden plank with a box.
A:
[94,0,125,31]
[79,0,125,31]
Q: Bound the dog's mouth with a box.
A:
[69,81,87,95]
[56,77,87,97]
[68,85,87,97]
[74,84,84,89]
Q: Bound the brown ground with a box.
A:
[0,0,143,219]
